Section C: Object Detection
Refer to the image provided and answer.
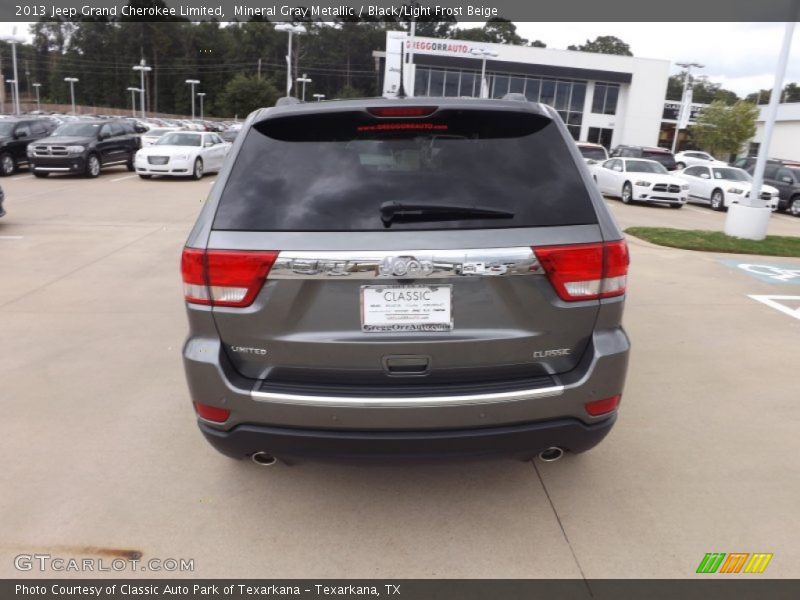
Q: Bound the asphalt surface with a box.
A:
[0,168,798,579]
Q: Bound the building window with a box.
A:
[414,67,430,96]
[748,143,760,157]
[592,83,620,115]
[428,70,445,96]
[588,127,614,149]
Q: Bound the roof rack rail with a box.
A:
[275,96,302,106]
[502,93,529,102]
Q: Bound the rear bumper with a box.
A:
[198,414,617,461]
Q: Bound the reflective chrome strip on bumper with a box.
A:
[250,383,564,407]
[269,247,541,279]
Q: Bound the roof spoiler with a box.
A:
[275,96,302,107]
[502,93,529,103]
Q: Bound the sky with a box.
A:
[1,21,798,97]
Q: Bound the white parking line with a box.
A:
[683,205,708,214]
[0,235,24,240]
[11,175,33,180]
[110,174,137,183]
[208,180,215,185]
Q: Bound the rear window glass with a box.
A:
[578,145,607,160]
[213,108,597,231]
[642,150,675,166]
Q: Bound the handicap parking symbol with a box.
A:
[719,259,800,285]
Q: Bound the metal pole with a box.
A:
[671,63,703,154]
[744,20,796,209]
[11,41,20,115]
[286,31,293,96]
[407,20,416,96]
[198,93,205,119]
[33,84,41,112]
[69,81,75,114]
[131,89,136,116]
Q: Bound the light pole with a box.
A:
[197,92,206,120]
[470,48,498,98]
[296,74,312,101]
[126,87,140,117]
[275,23,306,96]
[132,59,152,119]
[185,79,200,120]
[64,77,79,115]
[6,80,17,114]
[1,28,24,114]
[671,62,704,153]
[725,19,797,240]
[313,93,325,102]
[32,83,42,112]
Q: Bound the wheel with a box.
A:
[669,203,683,209]
[710,189,725,211]
[85,154,101,178]
[32,171,49,178]
[790,197,800,217]
[675,162,686,170]
[192,158,203,180]
[138,174,152,180]
[621,182,633,204]
[0,152,15,176]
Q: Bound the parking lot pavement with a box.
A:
[0,173,798,579]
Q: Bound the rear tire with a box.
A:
[32,171,49,178]
[192,158,203,180]
[675,162,686,170]
[669,203,683,209]
[0,152,15,176]
[710,189,725,211]
[85,154,101,178]
[621,182,633,204]
[790,196,800,217]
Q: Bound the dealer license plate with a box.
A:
[361,285,452,332]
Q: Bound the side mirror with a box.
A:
[98,131,109,140]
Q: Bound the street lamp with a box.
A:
[126,87,140,117]
[296,74,312,101]
[313,94,325,102]
[671,62,704,153]
[185,79,200,120]
[197,92,206,120]
[724,20,796,241]
[132,59,152,119]
[32,83,42,112]
[275,23,306,96]
[1,28,24,115]
[470,48,498,98]
[64,77,79,115]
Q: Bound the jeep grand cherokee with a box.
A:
[181,97,631,464]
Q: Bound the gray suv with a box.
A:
[181,97,630,464]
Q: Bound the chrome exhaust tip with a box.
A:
[538,447,564,462]
[251,452,277,466]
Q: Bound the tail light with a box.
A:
[585,395,621,416]
[194,402,230,423]
[181,248,278,307]
[534,240,629,302]
[367,106,437,117]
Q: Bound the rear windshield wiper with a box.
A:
[380,201,514,228]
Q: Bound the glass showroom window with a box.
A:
[592,83,620,115]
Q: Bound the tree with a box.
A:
[691,100,759,157]
[666,73,739,105]
[567,35,632,56]
[746,82,800,104]
[452,19,528,45]
[218,74,280,117]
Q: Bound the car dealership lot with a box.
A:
[0,172,798,580]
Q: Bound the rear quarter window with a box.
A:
[213,108,598,232]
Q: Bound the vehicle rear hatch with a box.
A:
[202,101,612,389]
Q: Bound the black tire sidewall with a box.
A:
[0,153,14,176]
[86,154,101,178]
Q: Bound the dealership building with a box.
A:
[378,31,671,149]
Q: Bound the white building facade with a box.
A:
[750,103,800,159]
[381,31,671,149]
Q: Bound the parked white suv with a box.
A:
[674,151,726,170]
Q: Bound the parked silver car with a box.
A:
[181,96,631,464]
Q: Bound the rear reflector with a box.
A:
[181,248,278,307]
[194,402,231,423]
[585,395,621,416]
[534,240,629,301]
[367,106,437,117]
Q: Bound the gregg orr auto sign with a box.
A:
[409,40,475,55]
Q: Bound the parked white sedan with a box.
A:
[134,132,231,179]
[674,150,727,169]
[676,165,780,211]
[140,126,181,148]
[591,158,688,208]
